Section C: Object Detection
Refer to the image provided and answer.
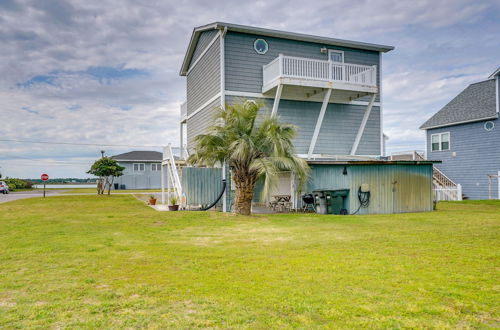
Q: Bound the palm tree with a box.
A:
[188,101,310,215]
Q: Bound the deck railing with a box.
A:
[434,183,462,201]
[263,55,377,88]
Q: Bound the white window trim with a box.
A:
[151,163,161,171]
[328,49,345,63]
[133,163,145,172]
[431,132,450,152]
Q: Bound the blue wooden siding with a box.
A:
[187,97,220,150]
[182,167,223,207]
[191,30,219,64]
[308,164,433,214]
[186,34,220,115]
[114,161,163,189]
[224,31,380,102]
[426,118,500,199]
[225,95,381,156]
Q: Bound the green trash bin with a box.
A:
[312,189,349,215]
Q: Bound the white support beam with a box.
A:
[161,163,165,205]
[271,83,283,116]
[179,122,184,160]
[308,88,332,159]
[166,162,171,204]
[496,76,499,113]
[220,26,228,212]
[350,93,376,156]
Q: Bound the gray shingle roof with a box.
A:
[180,22,394,76]
[420,79,498,129]
[111,151,163,161]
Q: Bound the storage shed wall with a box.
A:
[308,164,433,214]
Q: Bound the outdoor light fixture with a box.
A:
[320,47,327,53]
[342,167,348,175]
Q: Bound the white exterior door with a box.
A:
[328,50,344,63]
[328,50,344,81]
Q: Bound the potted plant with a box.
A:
[149,195,157,205]
[168,195,179,211]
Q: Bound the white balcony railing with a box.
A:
[263,55,377,89]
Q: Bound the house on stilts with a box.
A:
[164,22,438,214]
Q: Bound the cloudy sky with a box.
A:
[0,0,498,178]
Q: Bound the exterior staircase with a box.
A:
[390,150,463,201]
[161,144,183,205]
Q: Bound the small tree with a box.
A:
[189,101,310,215]
[87,157,125,195]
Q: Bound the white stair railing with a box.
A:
[389,150,461,201]
[432,167,462,201]
[163,144,182,200]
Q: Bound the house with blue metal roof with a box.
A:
[178,22,436,214]
[420,68,500,200]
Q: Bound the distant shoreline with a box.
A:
[33,184,97,189]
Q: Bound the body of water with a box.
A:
[33,184,97,189]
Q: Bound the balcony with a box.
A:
[262,55,378,103]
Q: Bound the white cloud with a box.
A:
[0,0,498,177]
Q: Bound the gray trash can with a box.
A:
[313,191,328,214]
[312,189,350,215]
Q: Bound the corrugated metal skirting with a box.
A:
[182,167,223,207]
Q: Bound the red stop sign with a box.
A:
[41,174,49,181]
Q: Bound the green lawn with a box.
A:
[0,196,498,328]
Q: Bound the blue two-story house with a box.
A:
[111,151,164,190]
[178,22,437,214]
[420,68,500,200]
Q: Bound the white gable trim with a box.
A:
[496,76,499,113]
[421,115,499,130]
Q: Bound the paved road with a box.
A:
[0,190,64,204]
[0,190,163,204]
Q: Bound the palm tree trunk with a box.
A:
[233,179,255,215]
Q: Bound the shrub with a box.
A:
[4,178,33,191]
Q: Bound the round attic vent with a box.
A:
[253,39,268,54]
[484,121,494,131]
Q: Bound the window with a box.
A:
[253,39,268,54]
[133,163,145,172]
[431,134,440,151]
[431,132,450,152]
[151,163,161,171]
[328,50,344,63]
[484,121,495,131]
[441,132,450,150]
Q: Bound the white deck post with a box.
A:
[457,184,462,201]
[308,88,332,159]
[161,163,165,205]
[166,161,171,204]
[498,171,500,199]
[271,83,283,116]
[179,123,184,160]
[350,93,377,156]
